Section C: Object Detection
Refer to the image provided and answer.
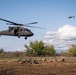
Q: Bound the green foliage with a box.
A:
[68,44,76,56]
[0,48,4,57]
[24,40,56,56]
[44,45,56,56]
[0,48,4,53]
[25,40,45,56]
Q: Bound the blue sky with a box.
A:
[0,0,76,52]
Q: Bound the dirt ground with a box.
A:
[0,60,76,75]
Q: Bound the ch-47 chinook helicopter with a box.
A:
[0,18,45,39]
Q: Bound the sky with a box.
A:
[0,0,76,52]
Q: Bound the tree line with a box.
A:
[0,40,76,58]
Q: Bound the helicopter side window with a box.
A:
[14,29,18,35]
[20,29,23,31]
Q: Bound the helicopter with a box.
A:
[0,18,45,39]
[68,16,75,19]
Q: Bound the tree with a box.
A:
[0,48,4,57]
[44,45,56,56]
[68,44,76,56]
[0,48,4,53]
[24,40,56,56]
[25,40,45,56]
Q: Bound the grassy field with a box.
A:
[0,56,76,62]
[0,57,76,75]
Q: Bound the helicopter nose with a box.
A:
[31,32,34,36]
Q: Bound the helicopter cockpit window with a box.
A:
[8,27,13,32]
[26,29,31,32]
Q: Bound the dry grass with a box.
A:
[0,57,76,75]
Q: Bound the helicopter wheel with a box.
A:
[18,36,20,38]
[25,37,27,39]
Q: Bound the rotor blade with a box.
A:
[25,25,46,29]
[0,18,38,26]
[6,22,38,26]
[19,22,38,26]
[0,18,18,25]
[25,22,38,25]
[0,18,45,29]
[23,22,45,29]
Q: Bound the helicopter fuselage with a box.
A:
[0,27,34,39]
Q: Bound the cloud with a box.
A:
[44,31,58,39]
[58,25,76,40]
[44,24,76,52]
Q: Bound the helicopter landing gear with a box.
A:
[25,37,27,39]
[18,36,20,38]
